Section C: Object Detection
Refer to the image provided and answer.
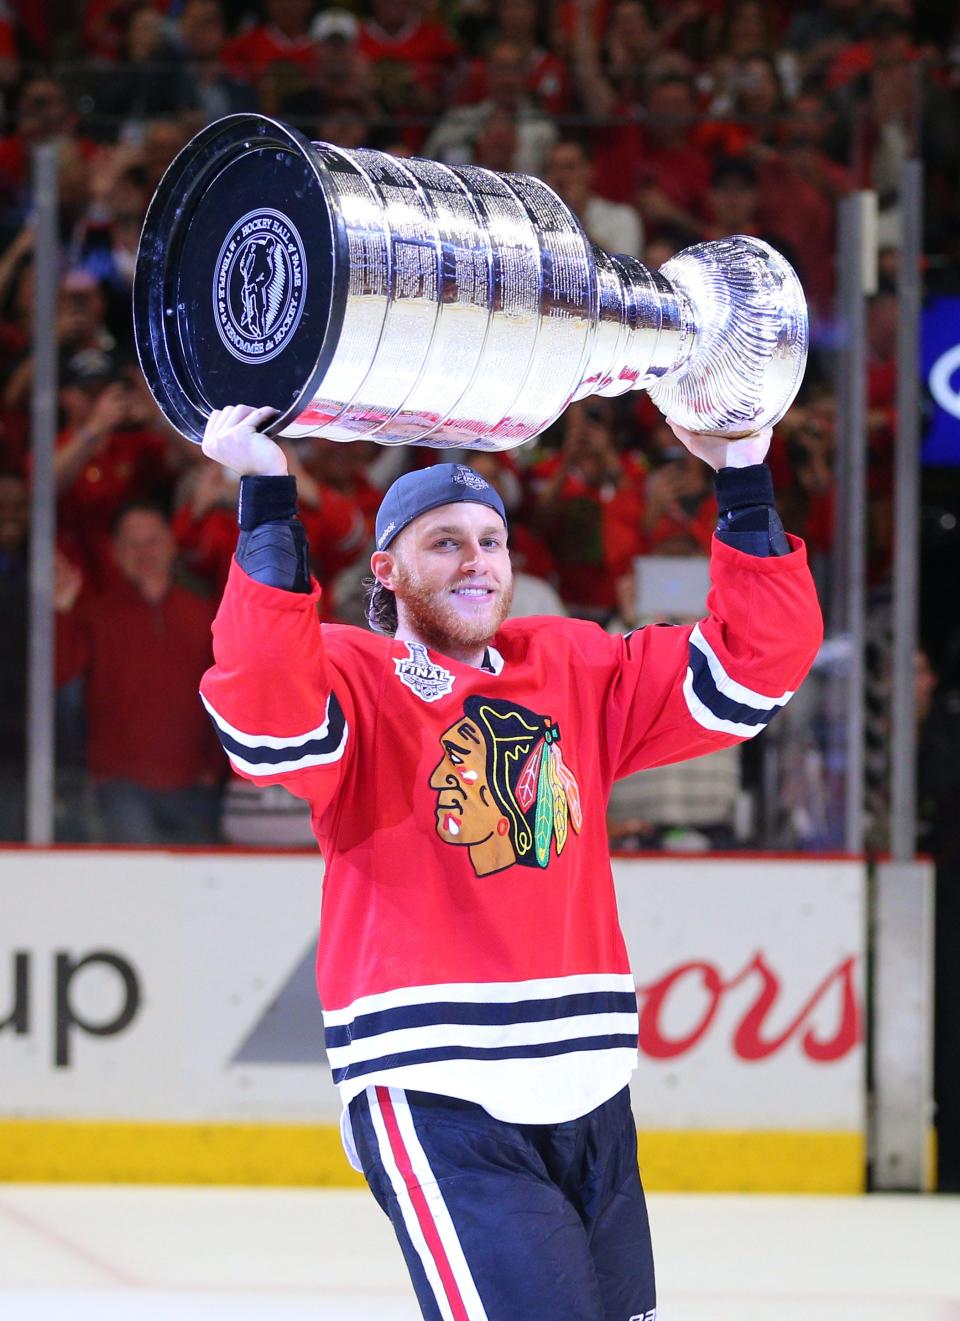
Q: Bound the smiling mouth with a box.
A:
[451,585,493,599]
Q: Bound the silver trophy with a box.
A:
[135,115,807,451]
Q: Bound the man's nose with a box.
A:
[459,540,486,570]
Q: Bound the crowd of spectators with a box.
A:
[1,0,958,850]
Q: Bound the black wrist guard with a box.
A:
[238,474,297,530]
[714,464,790,558]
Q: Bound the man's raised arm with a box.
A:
[197,406,354,810]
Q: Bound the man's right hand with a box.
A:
[201,404,285,476]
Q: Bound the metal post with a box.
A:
[871,159,933,1192]
[26,144,60,844]
[890,159,923,862]
[835,192,876,855]
[873,859,936,1189]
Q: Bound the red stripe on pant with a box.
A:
[377,1086,471,1321]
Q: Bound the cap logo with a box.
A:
[377,519,396,548]
[452,466,488,491]
[213,208,307,364]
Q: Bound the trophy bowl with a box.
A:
[134,114,807,451]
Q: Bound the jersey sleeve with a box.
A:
[199,556,354,815]
[601,534,823,782]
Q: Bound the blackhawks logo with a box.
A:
[429,695,582,877]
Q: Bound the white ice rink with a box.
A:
[1,1186,959,1320]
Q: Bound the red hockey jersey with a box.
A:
[200,535,822,1126]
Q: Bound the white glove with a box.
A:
[201,404,286,476]
[666,418,772,471]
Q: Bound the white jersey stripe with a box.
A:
[367,1086,456,1321]
[689,623,794,709]
[322,972,636,1027]
[327,1011,639,1068]
[200,691,334,750]
[682,669,765,739]
[389,1088,490,1321]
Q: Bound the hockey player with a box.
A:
[199,403,823,1321]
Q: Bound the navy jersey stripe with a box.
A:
[211,692,347,766]
[688,645,777,729]
[324,991,639,1048]
[331,1033,640,1083]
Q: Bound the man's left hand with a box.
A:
[666,419,772,471]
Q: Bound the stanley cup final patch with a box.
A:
[393,641,455,703]
[213,208,307,363]
[452,465,488,491]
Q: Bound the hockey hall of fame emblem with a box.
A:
[429,695,583,878]
[212,208,307,364]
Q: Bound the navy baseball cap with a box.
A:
[375,463,508,551]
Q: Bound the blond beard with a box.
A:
[394,563,513,656]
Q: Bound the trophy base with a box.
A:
[134,115,347,444]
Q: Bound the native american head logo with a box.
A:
[428,695,583,877]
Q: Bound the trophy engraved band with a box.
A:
[134,114,808,452]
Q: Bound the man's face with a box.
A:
[708,178,757,232]
[646,81,695,142]
[487,44,527,107]
[112,510,176,589]
[181,0,225,58]
[382,501,513,656]
[0,477,27,554]
[546,144,591,203]
[18,80,69,144]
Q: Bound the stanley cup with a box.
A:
[134,115,808,452]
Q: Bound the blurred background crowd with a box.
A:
[0,0,959,860]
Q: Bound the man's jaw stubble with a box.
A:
[394,566,513,657]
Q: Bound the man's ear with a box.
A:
[370,549,399,591]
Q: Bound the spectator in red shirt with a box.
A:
[3,265,118,432]
[641,418,715,557]
[570,0,659,139]
[700,51,787,159]
[625,75,718,235]
[173,443,368,596]
[529,399,648,621]
[280,11,378,142]
[54,505,222,844]
[426,37,556,174]
[827,7,916,92]
[54,351,180,589]
[173,0,259,122]
[92,2,187,132]
[755,91,852,324]
[457,0,571,116]
[82,0,170,62]
[359,0,461,144]
[785,0,863,84]
[545,137,645,257]
[222,0,317,104]
[771,390,835,564]
[702,155,792,249]
[0,76,95,229]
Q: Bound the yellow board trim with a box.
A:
[0,1120,865,1193]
